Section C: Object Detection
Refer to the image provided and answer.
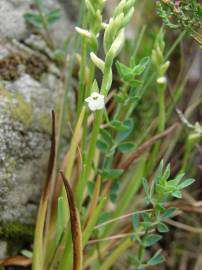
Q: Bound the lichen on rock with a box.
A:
[0,0,74,258]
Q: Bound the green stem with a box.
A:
[81,61,96,161]
[146,83,166,174]
[77,110,103,208]
[35,1,55,49]
[77,38,87,117]
[77,54,113,207]
[97,238,133,270]
[165,30,186,60]
[158,83,166,133]
[102,155,147,237]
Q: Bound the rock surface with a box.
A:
[0,1,29,40]
[0,0,75,257]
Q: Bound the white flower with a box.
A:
[85,92,105,111]
[157,76,167,85]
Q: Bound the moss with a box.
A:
[38,112,52,133]
[0,83,13,99]
[0,222,34,256]
[0,222,34,242]
[5,157,17,174]
[11,94,33,128]
[0,53,48,81]
[0,86,33,128]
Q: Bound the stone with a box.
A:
[0,43,63,225]
[0,0,74,258]
[0,241,7,259]
[0,1,29,40]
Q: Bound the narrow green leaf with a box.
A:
[128,79,142,87]
[148,249,165,266]
[35,0,44,9]
[109,120,129,131]
[162,163,170,182]
[161,207,176,219]
[96,139,108,152]
[116,119,134,143]
[118,142,136,153]
[21,249,33,259]
[172,190,182,198]
[132,213,139,229]
[24,13,43,28]
[116,61,131,79]
[56,196,64,243]
[132,56,150,75]
[143,234,162,247]
[178,178,195,189]
[46,8,61,25]
[174,173,185,184]
[99,128,112,143]
[157,222,169,233]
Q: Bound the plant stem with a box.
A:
[35,0,55,49]
[165,30,186,60]
[146,83,166,174]
[158,83,166,133]
[77,54,113,207]
[77,38,87,117]
[97,238,133,270]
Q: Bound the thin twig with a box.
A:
[94,209,152,229]
[87,230,154,245]
[166,219,202,234]
[118,123,179,170]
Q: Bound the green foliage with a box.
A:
[156,0,202,45]
[24,8,60,28]
[24,0,60,48]
[130,161,195,268]
[117,142,136,153]
[147,249,165,266]
[24,9,60,28]
[25,0,198,269]
[143,234,162,247]
[116,56,150,87]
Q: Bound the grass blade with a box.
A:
[83,196,107,246]
[60,171,83,270]
[32,111,56,270]
[83,175,101,229]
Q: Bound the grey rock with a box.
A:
[0,0,73,257]
[43,0,74,46]
[0,241,7,259]
[0,1,29,40]
[0,47,63,225]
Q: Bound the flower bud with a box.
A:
[160,61,170,74]
[90,52,105,73]
[75,27,92,38]
[108,29,125,59]
[104,13,124,53]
